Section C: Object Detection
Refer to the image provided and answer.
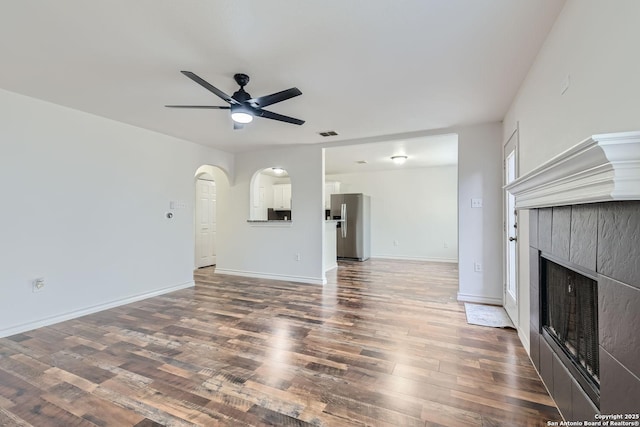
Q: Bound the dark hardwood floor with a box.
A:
[0,259,560,426]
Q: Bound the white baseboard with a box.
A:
[372,255,458,263]
[214,268,326,285]
[456,292,503,305]
[324,262,338,272]
[518,326,530,355]
[0,281,195,338]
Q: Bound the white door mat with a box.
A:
[464,303,515,328]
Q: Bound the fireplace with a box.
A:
[505,131,640,419]
[541,257,599,404]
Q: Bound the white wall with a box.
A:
[503,0,640,351]
[215,145,326,284]
[0,88,234,337]
[457,123,504,305]
[327,166,458,262]
[505,0,640,175]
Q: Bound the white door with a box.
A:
[195,179,216,268]
[504,129,519,326]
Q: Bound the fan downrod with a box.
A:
[234,73,250,88]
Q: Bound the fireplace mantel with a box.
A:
[506,131,640,209]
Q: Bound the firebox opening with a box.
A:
[541,256,600,406]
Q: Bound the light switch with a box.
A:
[169,201,187,210]
[471,198,483,208]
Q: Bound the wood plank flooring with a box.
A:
[0,259,561,426]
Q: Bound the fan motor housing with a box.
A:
[234,73,250,87]
[232,89,251,103]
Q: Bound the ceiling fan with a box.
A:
[166,71,304,130]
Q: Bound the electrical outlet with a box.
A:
[32,278,45,292]
[474,262,482,273]
[393,240,399,247]
[443,242,448,248]
[295,253,301,261]
[471,198,483,208]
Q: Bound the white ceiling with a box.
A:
[325,134,458,175]
[0,1,565,154]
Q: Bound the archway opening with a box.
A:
[249,167,292,221]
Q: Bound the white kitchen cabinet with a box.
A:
[273,183,292,209]
[324,181,341,209]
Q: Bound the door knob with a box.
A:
[509,236,517,242]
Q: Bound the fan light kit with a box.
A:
[231,112,253,123]
[230,105,253,123]
[391,155,408,165]
[166,72,304,130]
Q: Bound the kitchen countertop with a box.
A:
[246,220,293,227]
[246,219,340,224]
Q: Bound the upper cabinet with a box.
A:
[273,183,292,210]
[324,181,341,209]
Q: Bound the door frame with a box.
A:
[503,125,519,327]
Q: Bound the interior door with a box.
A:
[504,129,519,326]
[195,179,216,268]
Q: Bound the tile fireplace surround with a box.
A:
[506,131,640,420]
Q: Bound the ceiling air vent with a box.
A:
[318,130,338,137]
[356,160,368,164]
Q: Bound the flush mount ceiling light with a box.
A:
[272,167,285,175]
[391,155,408,165]
[230,104,253,124]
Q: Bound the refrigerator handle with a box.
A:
[341,203,347,238]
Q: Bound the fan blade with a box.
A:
[233,122,244,130]
[249,88,302,108]
[165,105,230,109]
[255,108,305,125]
[180,71,239,105]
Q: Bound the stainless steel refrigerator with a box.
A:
[330,193,371,261]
